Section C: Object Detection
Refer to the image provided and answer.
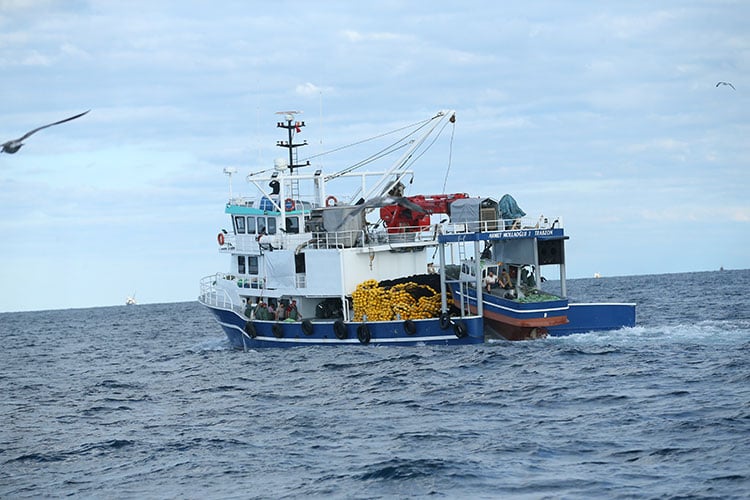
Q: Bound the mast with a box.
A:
[276,111,310,173]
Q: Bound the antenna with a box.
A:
[223,167,238,199]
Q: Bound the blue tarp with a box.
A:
[498,194,526,220]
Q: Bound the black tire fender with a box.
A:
[357,324,371,345]
[334,319,348,340]
[439,312,451,330]
[403,319,417,335]
[244,321,257,338]
[453,320,468,338]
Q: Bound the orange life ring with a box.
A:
[217,232,225,245]
[285,198,295,211]
[325,195,338,207]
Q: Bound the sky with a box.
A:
[1,0,748,312]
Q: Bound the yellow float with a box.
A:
[352,279,448,321]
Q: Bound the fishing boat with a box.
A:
[198,109,635,348]
[198,110,486,348]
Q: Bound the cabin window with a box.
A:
[257,217,266,235]
[247,216,256,234]
[235,216,246,234]
[267,217,277,235]
[248,256,259,275]
[295,253,306,273]
[286,216,300,234]
[237,255,246,274]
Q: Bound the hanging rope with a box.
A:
[442,120,455,194]
[394,112,455,184]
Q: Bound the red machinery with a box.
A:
[379,193,469,233]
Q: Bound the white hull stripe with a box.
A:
[568,302,636,307]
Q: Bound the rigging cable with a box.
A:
[301,116,433,162]
[324,140,410,181]
[322,117,437,181]
[399,113,455,178]
[442,118,455,194]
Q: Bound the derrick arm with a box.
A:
[380,193,468,232]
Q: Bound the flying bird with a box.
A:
[1,110,90,154]
[716,81,736,90]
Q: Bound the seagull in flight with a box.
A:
[1,110,90,154]
[716,81,736,90]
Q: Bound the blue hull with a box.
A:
[546,302,636,336]
[205,304,484,348]
[450,284,569,340]
[450,284,568,320]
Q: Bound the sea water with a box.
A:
[1,270,749,499]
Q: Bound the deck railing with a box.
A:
[442,216,562,235]
[199,273,238,312]
[215,215,563,253]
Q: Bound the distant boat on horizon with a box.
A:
[125,293,137,306]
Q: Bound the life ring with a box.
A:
[325,195,338,207]
[285,198,295,211]
[357,324,371,345]
[453,321,468,339]
[217,232,225,245]
[244,321,256,338]
[403,319,417,335]
[272,322,284,338]
[439,311,451,330]
[301,319,314,336]
[334,319,348,340]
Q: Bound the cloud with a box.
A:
[626,138,690,154]
[639,205,750,223]
[295,82,331,97]
[60,42,92,60]
[593,10,678,39]
[0,0,56,11]
[340,29,408,43]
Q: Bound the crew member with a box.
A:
[244,299,254,318]
[500,268,513,289]
[255,301,271,320]
[275,301,286,321]
[286,299,300,321]
[484,271,498,292]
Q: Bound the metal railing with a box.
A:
[215,216,563,253]
[199,273,237,311]
[442,216,562,235]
